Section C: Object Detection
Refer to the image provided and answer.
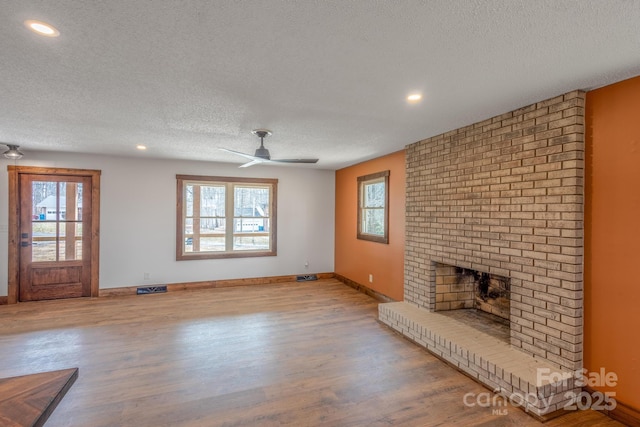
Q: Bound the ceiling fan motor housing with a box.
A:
[254,146,271,159]
[252,129,272,159]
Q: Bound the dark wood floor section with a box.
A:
[0,279,621,426]
[0,368,78,427]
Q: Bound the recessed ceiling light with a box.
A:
[24,20,60,37]
[407,93,422,103]
[136,145,147,150]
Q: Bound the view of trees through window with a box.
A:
[362,180,385,235]
[178,176,277,259]
[357,171,389,244]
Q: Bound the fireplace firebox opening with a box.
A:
[435,262,510,323]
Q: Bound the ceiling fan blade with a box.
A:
[220,148,272,167]
[219,148,261,161]
[239,159,268,168]
[271,158,319,164]
[220,138,318,167]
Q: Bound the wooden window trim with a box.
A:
[357,170,389,244]
[176,175,278,260]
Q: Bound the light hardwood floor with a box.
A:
[0,279,622,426]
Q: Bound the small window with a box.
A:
[177,175,277,260]
[357,171,389,244]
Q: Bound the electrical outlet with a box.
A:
[369,274,373,283]
[143,272,150,280]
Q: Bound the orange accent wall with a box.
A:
[585,76,640,411]
[335,151,405,301]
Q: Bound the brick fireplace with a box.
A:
[379,90,585,417]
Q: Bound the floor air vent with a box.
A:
[296,274,318,282]
[136,285,167,295]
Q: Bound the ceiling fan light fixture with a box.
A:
[3,144,24,160]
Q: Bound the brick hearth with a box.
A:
[379,303,575,416]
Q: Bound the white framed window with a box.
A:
[357,171,389,244]
[176,175,277,260]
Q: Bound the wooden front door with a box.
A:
[8,167,100,302]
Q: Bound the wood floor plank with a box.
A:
[0,279,622,426]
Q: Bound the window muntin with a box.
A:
[357,171,389,244]
[177,175,277,259]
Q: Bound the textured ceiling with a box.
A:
[1,1,639,170]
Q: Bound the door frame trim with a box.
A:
[7,166,101,304]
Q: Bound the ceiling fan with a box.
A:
[220,129,319,168]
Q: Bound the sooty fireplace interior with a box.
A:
[435,263,510,321]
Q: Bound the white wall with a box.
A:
[0,151,335,295]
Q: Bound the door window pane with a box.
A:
[30,180,83,262]
[32,220,57,262]
[32,181,58,221]
[74,223,83,260]
[59,224,66,259]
